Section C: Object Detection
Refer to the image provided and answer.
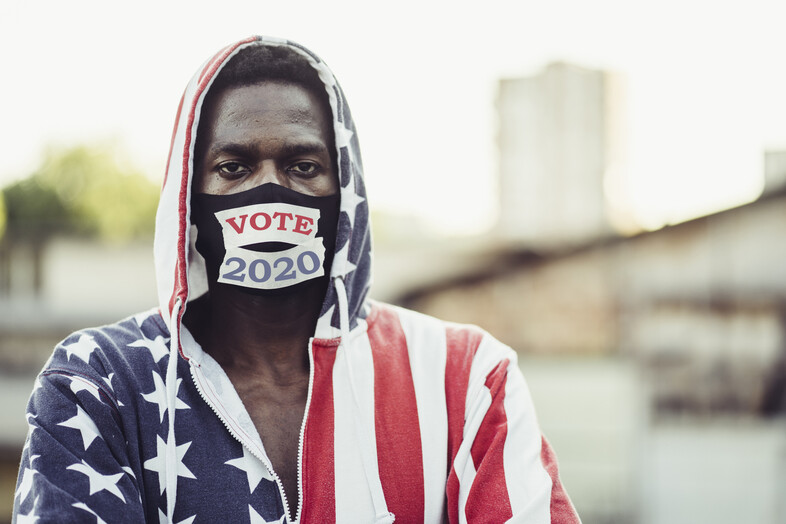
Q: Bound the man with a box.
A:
[14,36,580,523]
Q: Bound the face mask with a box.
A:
[191,183,339,294]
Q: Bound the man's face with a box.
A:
[194,81,338,196]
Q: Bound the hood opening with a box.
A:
[154,36,372,347]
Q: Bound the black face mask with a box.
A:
[191,183,340,295]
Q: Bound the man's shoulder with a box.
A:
[43,307,170,383]
[365,301,513,362]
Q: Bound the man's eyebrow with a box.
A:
[206,141,258,158]
[279,141,330,157]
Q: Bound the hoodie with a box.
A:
[13,36,580,524]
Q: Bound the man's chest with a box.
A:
[239,385,307,515]
[246,399,305,466]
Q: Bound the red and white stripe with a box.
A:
[299,303,580,523]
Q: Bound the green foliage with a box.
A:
[0,190,5,239]
[1,145,160,242]
[3,176,70,239]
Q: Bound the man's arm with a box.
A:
[13,370,145,523]
[447,337,580,524]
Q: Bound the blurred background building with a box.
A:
[392,63,786,524]
[497,62,625,248]
[3,26,786,524]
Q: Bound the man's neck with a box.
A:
[186,281,327,381]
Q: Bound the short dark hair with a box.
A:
[207,43,329,113]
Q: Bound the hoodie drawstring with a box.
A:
[165,297,182,523]
[334,277,395,524]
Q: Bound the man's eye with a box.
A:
[288,162,319,177]
[217,162,250,178]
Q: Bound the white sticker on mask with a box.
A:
[218,239,326,289]
[215,203,320,248]
[213,202,326,290]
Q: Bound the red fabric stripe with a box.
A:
[300,341,338,522]
[366,305,425,522]
[444,324,484,524]
[167,36,256,328]
[465,360,513,522]
[541,437,580,524]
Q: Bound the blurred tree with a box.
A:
[0,189,6,239]
[0,144,160,294]
[1,144,159,242]
[2,176,70,240]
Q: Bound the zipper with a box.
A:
[188,357,313,523]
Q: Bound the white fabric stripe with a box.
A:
[465,334,512,423]
[333,331,378,522]
[395,307,449,522]
[154,48,205,326]
[456,386,490,524]
[153,72,196,324]
[462,333,555,522]
[503,361,552,522]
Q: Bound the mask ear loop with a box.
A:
[334,277,395,524]
[165,297,183,523]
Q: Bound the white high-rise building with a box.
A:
[496,62,626,248]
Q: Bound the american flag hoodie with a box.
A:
[13,36,580,524]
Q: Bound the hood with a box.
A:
[153,35,372,352]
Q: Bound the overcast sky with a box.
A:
[2,0,785,234]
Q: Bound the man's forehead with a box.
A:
[208,82,322,117]
[196,81,333,157]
